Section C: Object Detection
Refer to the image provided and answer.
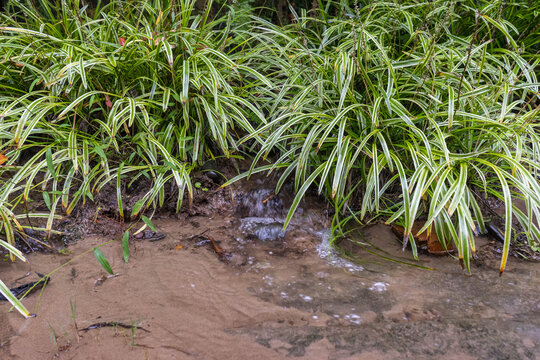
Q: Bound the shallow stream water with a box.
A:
[1,186,539,359]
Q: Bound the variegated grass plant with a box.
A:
[0,0,270,313]
[239,0,540,274]
[0,0,539,316]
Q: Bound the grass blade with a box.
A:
[0,280,33,318]
[93,248,114,275]
[122,231,130,263]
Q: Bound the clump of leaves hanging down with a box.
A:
[239,0,540,274]
[0,0,269,248]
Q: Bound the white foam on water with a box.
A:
[316,230,364,272]
[262,275,274,286]
[369,282,389,292]
[344,314,362,325]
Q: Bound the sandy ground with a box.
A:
[1,217,539,360]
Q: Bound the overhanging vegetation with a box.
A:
[1,1,539,312]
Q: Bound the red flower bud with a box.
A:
[105,94,113,109]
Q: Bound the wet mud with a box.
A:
[1,175,539,359]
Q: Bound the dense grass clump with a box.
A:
[0,0,270,237]
[238,0,540,274]
[0,0,539,315]
[0,0,273,313]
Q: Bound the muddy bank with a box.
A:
[2,165,539,359]
[1,214,539,359]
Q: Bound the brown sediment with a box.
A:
[0,220,538,359]
[391,223,454,255]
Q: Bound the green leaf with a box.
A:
[117,163,124,220]
[0,239,26,262]
[131,199,145,217]
[79,56,87,89]
[93,248,114,275]
[46,147,56,180]
[141,215,157,232]
[162,88,171,111]
[283,163,326,230]
[68,129,78,172]
[122,231,130,263]
[448,86,455,129]
[0,280,33,318]
[162,40,174,68]
[42,192,51,211]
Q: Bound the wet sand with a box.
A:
[1,215,539,360]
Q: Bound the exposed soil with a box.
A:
[1,170,539,359]
[1,218,539,360]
